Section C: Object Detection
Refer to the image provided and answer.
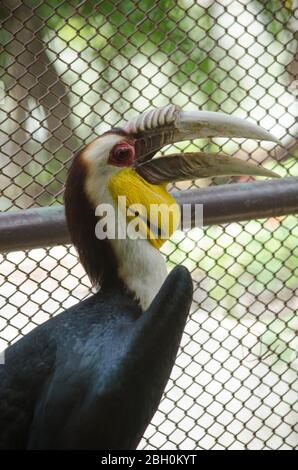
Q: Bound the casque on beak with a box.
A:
[120,105,279,183]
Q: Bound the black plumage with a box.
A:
[0,266,192,449]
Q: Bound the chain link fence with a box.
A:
[0,0,297,449]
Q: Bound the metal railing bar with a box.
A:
[0,177,297,254]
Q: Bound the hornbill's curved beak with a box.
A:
[122,105,279,182]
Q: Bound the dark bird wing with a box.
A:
[0,266,192,450]
[0,325,56,449]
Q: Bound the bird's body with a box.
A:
[0,268,192,449]
[0,105,277,449]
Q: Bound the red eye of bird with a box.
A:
[108,140,135,167]
[115,148,130,161]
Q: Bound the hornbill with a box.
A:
[0,105,277,449]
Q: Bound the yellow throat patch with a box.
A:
[108,168,180,249]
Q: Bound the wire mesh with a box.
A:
[0,0,297,450]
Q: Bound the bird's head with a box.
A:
[65,105,278,301]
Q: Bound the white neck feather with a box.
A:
[110,235,167,311]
